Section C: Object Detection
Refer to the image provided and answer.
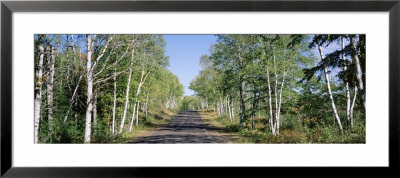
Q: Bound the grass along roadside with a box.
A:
[198,110,242,143]
[198,110,365,143]
[111,108,177,143]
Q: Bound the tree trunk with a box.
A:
[350,86,358,127]
[34,39,45,144]
[227,96,232,122]
[129,102,137,131]
[112,70,117,136]
[165,94,172,109]
[342,36,352,125]
[317,40,344,134]
[252,115,255,129]
[66,35,71,92]
[136,102,140,126]
[129,69,146,131]
[220,96,224,115]
[349,35,366,111]
[225,96,228,116]
[63,74,83,123]
[217,102,221,116]
[118,47,135,135]
[273,53,280,135]
[238,52,245,130]
[231,100,234,120]
[251,85,257,130]
[145,93,149,120]
[92,88,98,135]
[46,46,56,132]
[70,35,79,121]
[206,97,209,110]
[266,69,275,135]
[276,71,285,135]
[84,35,94,143]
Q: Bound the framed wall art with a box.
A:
[1,0,399,177]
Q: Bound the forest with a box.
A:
[34,34,365,144]
[34,35,183,143]
[188,34,365,143]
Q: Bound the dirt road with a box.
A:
[130,110,230,143]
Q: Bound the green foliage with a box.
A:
[180,96,202,110]
[192,34,365,143]
[35,34,184,143]
[205,111,365,143]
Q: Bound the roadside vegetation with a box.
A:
[199,110,365,143]
[112,108,176,143]
[190,34,366,143]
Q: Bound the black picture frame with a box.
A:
[1,0,399,177]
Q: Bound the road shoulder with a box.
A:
[198,110,241,143]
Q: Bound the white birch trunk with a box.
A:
[118,47,135,135]
[225,96,228,116]
[70,35,79,121]
[231,100,234,120]
[129,69,145,131]
[342,36,352,124]
[266,69,275,136]
[112,71,117,136]
[136,102,140,126]
[145,93,149,120]
[129,102,137,131]
[227,96,232,122]
[350,86,358,127]
[34,41,45,144]
[318,40,344,134]
[165,94,172,109]
[350,35,366,111]
[46,46,56,132]
[273,53,279,135]
[206,97,209,110]
[93,88,98,134]
[276,71,285,135]
[84,35,94,143]
[66,35,71,92]
[220,96,224,115]
[217,103,220,116]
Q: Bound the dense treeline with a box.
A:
[190,34,365,142]
[34,34,184,143]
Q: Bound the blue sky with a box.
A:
[164,35,218,96]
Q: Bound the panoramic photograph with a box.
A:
[34,34,365,144]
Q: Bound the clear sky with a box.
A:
[164,35,218,96]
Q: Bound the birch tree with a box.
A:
[34,35,45,144]
[118,40,136,135]
[314,35,343,133]
[84,34,94,143]
[342,36,352,125]
[349,35,366,111]
[46,44,56,132]
[84,34,114,143]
